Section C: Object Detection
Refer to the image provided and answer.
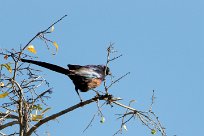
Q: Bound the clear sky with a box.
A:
[0,0,203,136]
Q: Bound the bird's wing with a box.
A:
[73,67,102,79]
[67,64,83,70]
[84,65,105,77]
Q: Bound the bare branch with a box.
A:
[0,121,19,130]
[22,15,67,52]
[26,94,112,136]
[83,100,106,132]
[0,17,166,136]
[0,113,18,120]
[113,101,137,113]
[107,72,130,89]
[83,114,96,133]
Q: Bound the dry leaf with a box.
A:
[31,114,43,121]
[1,63,12,73]
[0,92,8,98]
[27,45,37,54]
[52,42,58,51]
[4,55,8,60]
[41,107,51,115]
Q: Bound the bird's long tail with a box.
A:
[21,59,69,75]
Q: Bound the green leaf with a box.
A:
[151,129,156,135]
[50,25,54,32]
[123,124,128,131]
[100,116,105,123]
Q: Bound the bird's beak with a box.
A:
[108,72,112,76]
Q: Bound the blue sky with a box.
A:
[0,0,203,136]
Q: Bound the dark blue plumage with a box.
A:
[21,59,111,101]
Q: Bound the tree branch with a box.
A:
[22,14,67,52]
[0,113,18,120]
[26,94,112,136]
[0,121,19,130]
[112,101,137,112]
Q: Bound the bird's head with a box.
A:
[103,66,111,76]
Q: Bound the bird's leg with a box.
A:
[75,87,83,102]
[92,89,100,97]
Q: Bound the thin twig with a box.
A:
[107,72,130,89]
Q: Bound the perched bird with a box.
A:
[21,59,111,101]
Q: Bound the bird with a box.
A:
[20,58,111,101]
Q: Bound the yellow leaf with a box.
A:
[1,63,12,73]
[0,92,8,98]
[50,25,54,32]
[0,82,4,87]
[27,45,37,54]
[31,114,43,121]
[41,107,51,115]
[52,42,58,51]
